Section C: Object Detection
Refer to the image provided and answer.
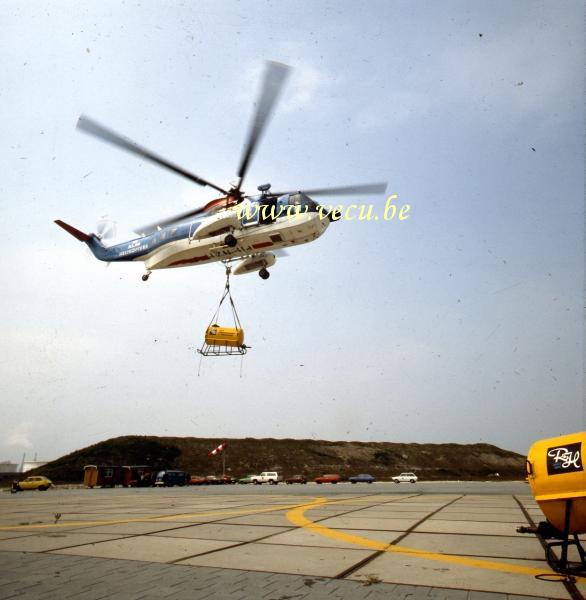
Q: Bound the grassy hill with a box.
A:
[29,436,526,483]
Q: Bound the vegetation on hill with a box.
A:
[29,435,525,483]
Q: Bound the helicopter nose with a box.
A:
[316,205,341,222]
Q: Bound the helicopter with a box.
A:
[55,61,387,281]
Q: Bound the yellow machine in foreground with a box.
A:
[520,431,586,574]
[527,431,586,533]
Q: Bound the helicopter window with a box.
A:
[275,196,289,218]
[259,198,278,224]
[306,199,319,212]
[170,228,177,237]
[289,193,302,206]
[241,200,259,227]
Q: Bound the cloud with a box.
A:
[434,13,582,129]
[236,57,330,117]
[345,7,582,135]
[354,89,434,130]
[279,62,322,113]
[5,422,36,449]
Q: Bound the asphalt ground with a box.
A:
[0,482,584,599]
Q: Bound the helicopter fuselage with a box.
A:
[68,192,330,276]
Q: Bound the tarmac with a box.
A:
[0,481,584,600]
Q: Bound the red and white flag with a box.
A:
[208,442,227,457]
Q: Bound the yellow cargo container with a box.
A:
[205,325,244,348]
[526,431,586,534]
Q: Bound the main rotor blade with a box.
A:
[272,182,388,197]
[134,197,229,235]
[77,115,229,195]
[236,61,291,191]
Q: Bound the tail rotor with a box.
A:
[96,218,117,243]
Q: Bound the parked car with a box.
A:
[154,470,189,487]
[238,474,255,484]
[205,475,222,485]
[189,475,208,485]
[219,475,236,484]
[11,476,53,492]
[392,472,418,483]
[285,474,307,484]
[250,472,280,485]
[349,474,376,484]
[314,474,342,484]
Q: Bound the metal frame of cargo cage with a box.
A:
[198,266,249,358]
[520,499,586,575]
[544,499,586,575]
[199,343,247,357]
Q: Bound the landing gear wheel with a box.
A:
[259,268,270,280]
[224,234,237,248]
[142,273,150,282]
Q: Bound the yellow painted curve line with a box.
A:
[286,498,586,583]
[0,501,309,531]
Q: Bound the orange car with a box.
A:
[314,474,342,484]
[189,475,207,485]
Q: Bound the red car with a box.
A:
[189,475,207,485]
[205,475,223,485]
[314,474,342,484]
[285,474,307,484]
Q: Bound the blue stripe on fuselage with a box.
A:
[94,222,195,262]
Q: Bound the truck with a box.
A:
[250,471,280,485]
[154,470,190,487]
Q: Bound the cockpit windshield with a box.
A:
[288,193,319,212]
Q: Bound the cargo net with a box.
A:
[198,267,248,357]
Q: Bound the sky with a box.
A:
[1,1,583,463]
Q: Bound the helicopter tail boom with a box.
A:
[54,220,110,261]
